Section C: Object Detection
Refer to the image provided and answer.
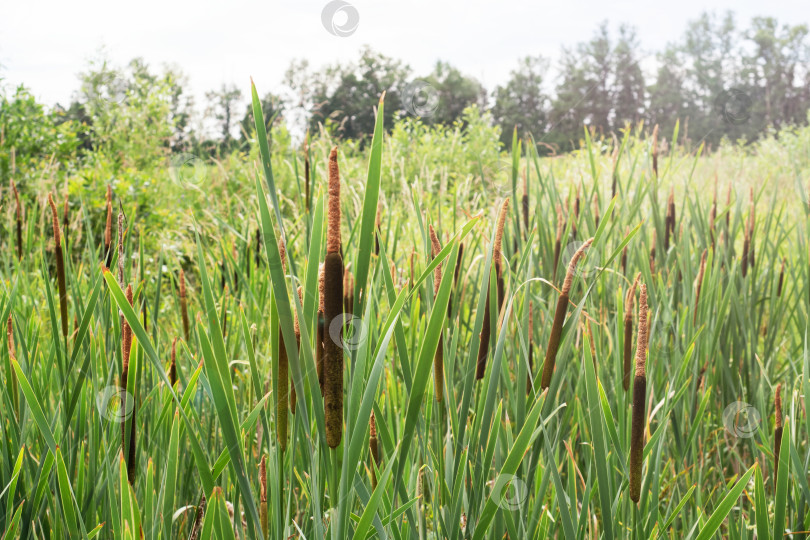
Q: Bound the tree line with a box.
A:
[3,10,810,175]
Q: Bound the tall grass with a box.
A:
[2,86,810,539]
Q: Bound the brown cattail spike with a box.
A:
[48,194,69,339]
[629,283,648,504]
[521,169,529,237]
[259,455,268,536]
[774,383,783,482]
[317,264,325,394]
[540,238,594,390]
[327,146,341,254]
[291,286,303,415]
[527,302,534,394]
[324,147,345,448]
[169,337,178,388]
[11,179,23,261]
[494,198,509,277]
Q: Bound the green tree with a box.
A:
[491,56,550,150]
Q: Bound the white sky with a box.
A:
[1,0,807,111]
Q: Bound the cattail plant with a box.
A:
[694,250,707,325]
[292,286,303,415]
[777,258,785,297]
[121,284,136,485]
[571,189,579,240]
[7,316,19,416]
[189,495,206,540]
[476,199,509,380]
[179,269,190,342]
[369,411,380,489]
[62,194,70,250]
[448,242,463,319]
[324,146,345,448]
[651,124,659,178]
[726,182,732,231]
[277,238,289,452]
[540,237,593,390]
[623,274,640,391]
[592,191,600,230]
[11,179,23,261]
[409,247,416,289]
[621,227,629,276]
[429,224,444,402]
[104,185,113,267]
[774,383,783,481]
[259,455,268,536]
[668,190,676,245]
[664,189,674,252]
[629,284,649,504]
[522,168,529,238]
[304,134,311,214]
[169,337,178,388]
[255,227,262,268]
[747,189,755,275]
[48,194,69,339]
[649,233,656,274]
[742,219,750,278]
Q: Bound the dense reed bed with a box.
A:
[2,85,810,540]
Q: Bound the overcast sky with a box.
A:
[1,0,807,110]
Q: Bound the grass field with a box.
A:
[3,84,810,539]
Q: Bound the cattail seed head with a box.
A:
[562,238,593,296]
[774,383,783,481]
[327,146,341,254]
[629,283,648,504]
[775,383,783,429]
[429,225,442,294]
[634,284,649,378]
[494,198,509,276]
[12,179,23,261]
[169,337,178,387]
[48,193,69,338]
[259,454,268,535]
[429,225,444,402]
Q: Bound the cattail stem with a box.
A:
[476,200,509,380]
[48,194,69,339]
[429,225,444,402]
[121,284,136,485]
[540,238,593,389]
[12,179,23,261]
[324,146,344,448]
[179,269,190,343]
[629,284,649,504]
